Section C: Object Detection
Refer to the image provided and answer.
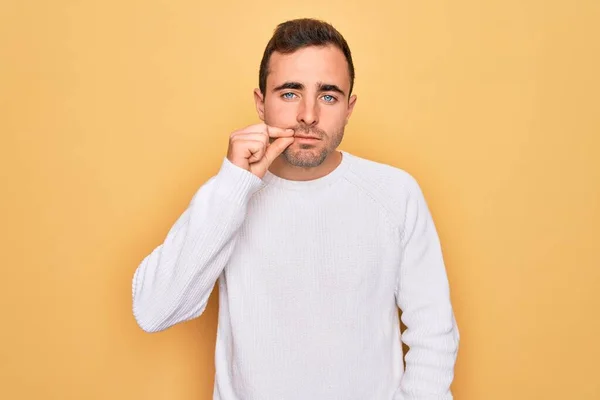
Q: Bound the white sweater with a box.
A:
[132,151,459,400]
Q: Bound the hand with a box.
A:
[227,123,294,178]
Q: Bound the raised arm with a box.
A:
[132,158,262,332]
[132,123,295,333]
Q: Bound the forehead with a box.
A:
[267,45,350,91]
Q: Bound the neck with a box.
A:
[268,150,343,181]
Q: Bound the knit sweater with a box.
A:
[132,150,459,400]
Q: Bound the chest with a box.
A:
[224,193,401,302]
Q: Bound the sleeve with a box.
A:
[131,157,263,333]
[393,175,460,399]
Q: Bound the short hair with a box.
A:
[258,18,355,96]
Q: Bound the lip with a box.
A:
[294,136,321,140]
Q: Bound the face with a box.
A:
[254,45,357,168]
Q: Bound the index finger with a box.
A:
[267,125,295,138]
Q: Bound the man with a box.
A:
[132,18,459,400]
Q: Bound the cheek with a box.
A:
[265,99,296,125]
[320,106,349,129]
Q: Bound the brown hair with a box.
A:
[258,18,355,97]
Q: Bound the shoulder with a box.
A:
[343,151,423,196]
[342,151,427,221]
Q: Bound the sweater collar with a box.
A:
[262,151,352,190]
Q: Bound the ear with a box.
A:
[345,94,358,125]
[254,88,265,121]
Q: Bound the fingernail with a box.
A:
[286,129,294,133]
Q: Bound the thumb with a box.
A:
[260,136,294,167]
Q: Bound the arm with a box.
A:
[132,157,263,333]
[394,176,460,399]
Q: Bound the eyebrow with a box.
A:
[272,81,346,97]
[318,83,345,97]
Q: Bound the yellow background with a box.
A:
[2,0,599,399]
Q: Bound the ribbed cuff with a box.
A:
[212,157,264,205]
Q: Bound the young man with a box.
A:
[132,18,459,400]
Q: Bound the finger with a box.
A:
[262,137,294,165]
[230,133,269,144]
[248,147,265,163]
[239,140,266,162]
[230,123,267,137]
[231,129,267,139]
[266,125,295,138]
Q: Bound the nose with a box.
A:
[297,97,319,126]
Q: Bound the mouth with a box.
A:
[294,135,321,140]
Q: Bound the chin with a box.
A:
[283,144,330,168]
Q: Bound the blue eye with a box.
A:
[282,92,297,99]
[322,95,336,103]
